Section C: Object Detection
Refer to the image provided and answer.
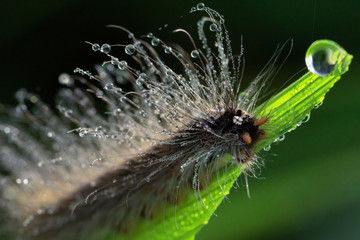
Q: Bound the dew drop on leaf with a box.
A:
[305,40,344,77]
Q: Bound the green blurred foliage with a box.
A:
[0,0,359,239]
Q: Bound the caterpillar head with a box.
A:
[211,109,268,146]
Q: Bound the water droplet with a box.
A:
[96,89,104,98]
[117,60,128,70]
[278,135,285,141]
[151,38,160,46]
[302,112,311,123]
[104,83,114,90]
[30,95,38,103]
[79,129,88,137]
[113,108,121,115]
[209,23,218,32]
[111,57,119,65]
[15,104,27,114]
[191,50,199,58]
[119,96,127,103]
[100,44,111,54]
[136,79,143,86]
[263,145,271,151]
[314,101,323,109]
[139,73,147,79]
[147,32,153,38]
[305,40,344,77]
[164,47,172,54]
[197,2,205,10]
[58,73,73,86]
[3,127,10,134]
[15,89,28,104]
[37,207,46,215]
[92,43,100,52]
[125,44,135,55]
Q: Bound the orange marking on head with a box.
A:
[242,132,252,144]
[254,117,269,126]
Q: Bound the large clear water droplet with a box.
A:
[305,40,342,77]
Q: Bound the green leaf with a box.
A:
[100,40,352,240]
[254,40,353,151]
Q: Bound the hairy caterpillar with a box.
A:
[0,3,348,240]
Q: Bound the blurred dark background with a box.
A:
[1,0,359,239]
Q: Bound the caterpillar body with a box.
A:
[1,4,284,240]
